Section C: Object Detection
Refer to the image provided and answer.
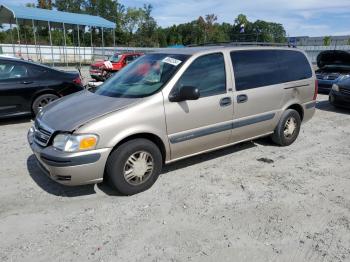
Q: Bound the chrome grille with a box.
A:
[340,87,350,95]
[316,73,340,80]
[328,75,338,80]
[34,120,53,147]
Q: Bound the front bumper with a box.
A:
[28,130,111,186]
[89,70,103,80]
[317,80,337,93]
[329,90,350,109]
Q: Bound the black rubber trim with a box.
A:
[170,122,232,144]
[40,152,101,167]
[284,84,309,90]
[232,113,275,129]
[169,113,275,144]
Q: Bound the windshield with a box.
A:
[109,54,123,63]
[95,53,189,98]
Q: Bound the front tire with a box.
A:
[106,139,163,195]
[271,109,301,146]
[32,93,59,116]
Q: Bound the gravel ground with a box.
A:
[0,94,349,262]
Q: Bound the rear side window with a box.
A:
[231,50,312,91]
[0,61,28,79]
[28,65,47,77]
[175,53,226,97]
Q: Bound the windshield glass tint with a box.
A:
[109,54,122,62]
[95,53,189,98]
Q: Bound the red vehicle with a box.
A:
[89,52,143,81]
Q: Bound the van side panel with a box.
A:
[229,49,315,142]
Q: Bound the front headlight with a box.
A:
[332,84,340,92]
[53,133,98,152]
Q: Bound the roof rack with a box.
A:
[187,42,294,48]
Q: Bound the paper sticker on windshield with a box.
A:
[162,57,182,66]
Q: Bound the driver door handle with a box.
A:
[220,97,232,107]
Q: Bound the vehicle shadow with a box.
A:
[316,100,350,115]
[27,141,257,197]
[0,116,32,126]
[26,154,96,197]
[162,140,257,174]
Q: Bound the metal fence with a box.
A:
[1,43,350,65]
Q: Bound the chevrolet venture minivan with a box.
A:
[28,47,317,195]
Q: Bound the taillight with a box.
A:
[73,76,82,86]
[313,79,318,100]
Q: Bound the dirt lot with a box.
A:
[0,94,349,262]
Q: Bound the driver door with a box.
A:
[0,60,35,116]
[163,53,233,160]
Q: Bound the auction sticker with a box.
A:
[104,61,113,69]
[162,57,182,66]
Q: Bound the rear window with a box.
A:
[231,50,312,91]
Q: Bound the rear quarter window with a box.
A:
[231,50,312,91]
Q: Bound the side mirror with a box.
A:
[169,86,200,102]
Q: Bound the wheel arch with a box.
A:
[31,89,59,104]
[31,90,60,114]
[110,133,167,163]
[285,103,304,121]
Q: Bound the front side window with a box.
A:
[174,53,226,97]
[109,54,123,63]
[95,53,189,98]
[0,62,28,80]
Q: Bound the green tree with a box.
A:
[136,4,159,47]
[323,36,331,46]
[37,0,52,9]
[25,3,36,8]
[54,0,84,13]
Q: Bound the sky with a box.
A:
[7,0,350,37]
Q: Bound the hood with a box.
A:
[338,76,350,89]
[37,90,141,131]
[317,50,350,70]
[91,61,105,67]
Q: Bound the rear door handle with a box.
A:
[219,97,232,107]
[237,94,248,103]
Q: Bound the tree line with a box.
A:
[0,0,287,47]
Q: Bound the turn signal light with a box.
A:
[79,137,97,150]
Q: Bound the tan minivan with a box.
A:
[28,46,317,195]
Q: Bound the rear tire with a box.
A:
[106,139,163,195]
[271,109,301,146]
[32,93,59,116]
